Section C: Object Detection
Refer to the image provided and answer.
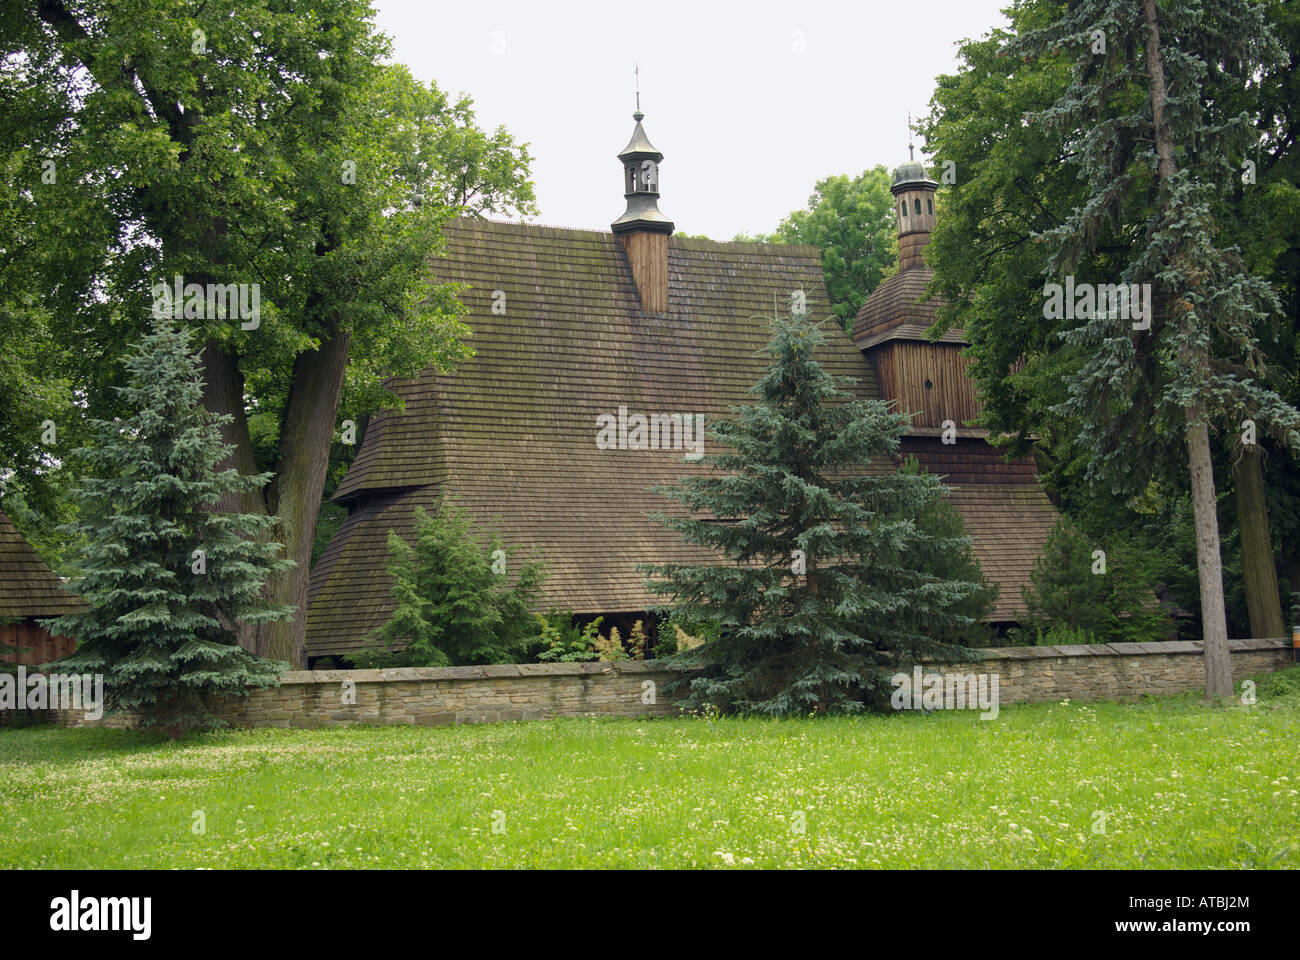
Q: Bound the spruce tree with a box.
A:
[46,317,291,736]
[644,311,987,716]
[1021,518,1170,644]
[350,499,546,667]
[1010,0,1300,698]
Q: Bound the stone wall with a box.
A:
[50,638,1294,729]
[212,660,681,728]
[944,637,1291,703]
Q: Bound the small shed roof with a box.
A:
[0,508,86,620]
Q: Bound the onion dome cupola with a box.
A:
[891,161,938,270]
[611,110,675,236]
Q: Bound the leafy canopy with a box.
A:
[742,168,897,330]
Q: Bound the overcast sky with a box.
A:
[373,0,1012,239]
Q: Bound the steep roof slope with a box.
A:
[308,219,877,656]
[307,219,1060,659]
[852,265,965,350]
[899,438,1058,622]
[0,508,86,619]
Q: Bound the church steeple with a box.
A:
[611,109,674,236]
[891,160,938,271]
[612,100,673,314]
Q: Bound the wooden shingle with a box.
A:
[0,508,85,619]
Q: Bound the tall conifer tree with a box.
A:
[47,317,291,736]
[1009,0,1300,698]
[644,311,988,716]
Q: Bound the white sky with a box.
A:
[373,0,1012,239]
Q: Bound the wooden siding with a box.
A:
[874,340,982,428]
[897,232,930,271]
[620,230,669,313]
[0,620,75,665]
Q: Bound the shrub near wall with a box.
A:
[51,638,1293,729]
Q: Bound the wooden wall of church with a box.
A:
[619,231,669,314]
[872,341,982,428]
[0,620,75,665]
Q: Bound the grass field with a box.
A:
[3,667,1298,869]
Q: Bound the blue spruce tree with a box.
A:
[47,317,292,736]
[645,311,989,715]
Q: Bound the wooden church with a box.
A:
[304,112,1060,665]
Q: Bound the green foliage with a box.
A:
[43,317,291,735]
[654,611,722,657]
[351,500,545,668]
[753,168,898,330]
[998,0,1300,489]
[1254,663,1300,707]
[898,455,997,644]
[4,3,539,666]
[1007,623,1099,647]
[534,614,602,663]
[922,0,1080,456]
[644,309,987,716]
[1018,519,1172,645]
[923,0,1300,641]
[533,615,649,663]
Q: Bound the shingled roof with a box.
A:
[306,218,1058,659]
[309,220,878,656]
[852,265,966,350]
[0,508,85,620]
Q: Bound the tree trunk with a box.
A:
[1234,444,1285,639]
[200,342,269,653]
[1186,412,1232,698]
[200,330,350,667]
[1144,0,1231,701]
[199,342,267,517]
[257,324,353,666]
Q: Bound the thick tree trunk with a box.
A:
[1144,0,1231,700]
[200,346,268,654]
[200,342,266,517]
[257,324,353,667]
[1234,445,1285,639]
[200,332,349,666]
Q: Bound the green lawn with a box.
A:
[3,667,1298,869]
